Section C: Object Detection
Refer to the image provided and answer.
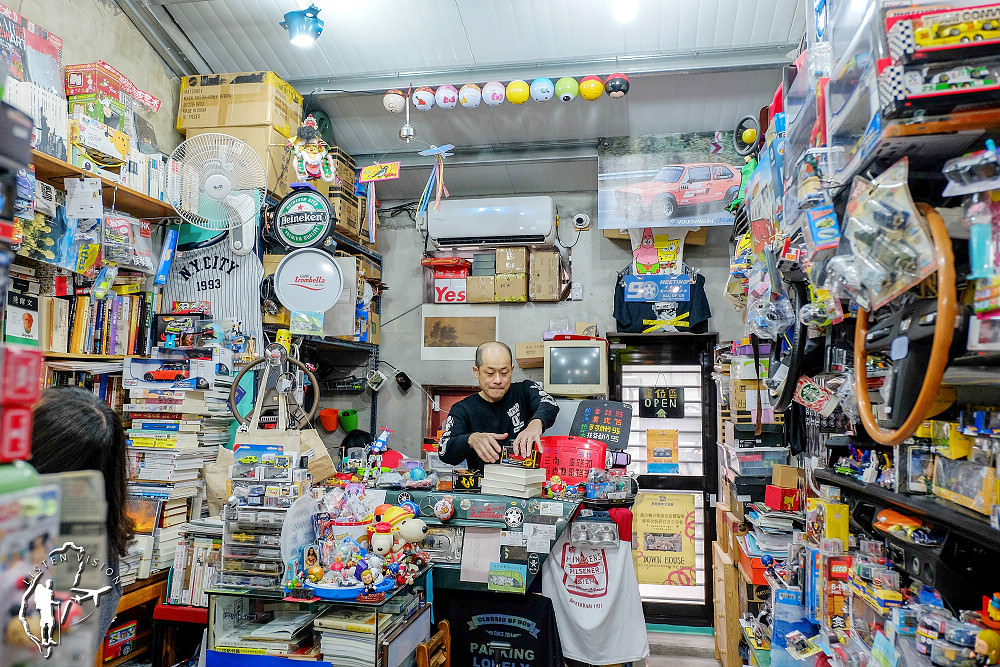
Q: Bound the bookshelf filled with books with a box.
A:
[206,568,433,666]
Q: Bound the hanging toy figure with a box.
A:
[289,114,337,182]
[633,227,660,274]
[363,427,393,484]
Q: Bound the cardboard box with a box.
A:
[771,464,799,489]
[323,257,361,338]
[466,276,495,303]
[261,254,291,325]
[68,96,126,131]
[329,186,360,238]
[494,273,527,302]
[327,145,357,189]
[186,126,299,198]
[177,71,303,138]
[765,484,801,511]
[529,250,561,301]
[515,341,544,369]
[433,278,467,304]
[496,247,527,274]
[575,322,598,336]
[369,312,380,346]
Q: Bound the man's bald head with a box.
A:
[475,341,512,368]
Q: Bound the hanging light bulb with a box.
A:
[280,4,324,47]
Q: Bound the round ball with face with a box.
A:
[482,81,506,106]
[555,77,579,102]
[411,86,436,110]
[434,84,459,109]
[579,75,605,101]
[529,78,554,102]
[383,89,406,113]
[459,83,482,108]
[604,73,630,99]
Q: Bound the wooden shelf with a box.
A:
[43,352,127,360]
[31,149,176,221]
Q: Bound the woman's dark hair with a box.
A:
[29,387,134,556]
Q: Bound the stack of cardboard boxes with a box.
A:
[464,246,562,303]
[176,71,366,241]
[765,463,801,512]
[177,71,304,200]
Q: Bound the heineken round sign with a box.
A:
[274,189,334,248]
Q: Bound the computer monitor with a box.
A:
[542,340,608,398]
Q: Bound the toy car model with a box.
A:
[865,200,910,230]
[142,363,189,382]
[914,19,1000,47]
[904,65,996,94]
[615,162,742,219]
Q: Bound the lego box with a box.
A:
[177,71,303,138]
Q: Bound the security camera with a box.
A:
[573,213,590,230]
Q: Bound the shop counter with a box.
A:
[382,490,580,593]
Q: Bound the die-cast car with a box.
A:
[142,363,190,382]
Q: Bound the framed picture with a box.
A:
[420,304,499,360]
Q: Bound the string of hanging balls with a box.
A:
[382,74,631,112]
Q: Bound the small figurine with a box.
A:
[370,521,395,557]
[288,115,337,182]
[976,629,1000,666]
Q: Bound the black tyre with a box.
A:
[769,281,809,413]
[175,374,186,381]
[143,372,154,381]
[724,186,740,208]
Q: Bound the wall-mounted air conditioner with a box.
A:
[426,195,556,249]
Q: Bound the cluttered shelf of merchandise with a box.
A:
[31,149,176,221]
[813,467,1000,552]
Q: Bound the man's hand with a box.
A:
[512,419,544,458]
[468,432,507,463]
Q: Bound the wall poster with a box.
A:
[631,492,697,586]
[599,131,745,229]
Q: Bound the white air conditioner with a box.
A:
[426,196,556,248]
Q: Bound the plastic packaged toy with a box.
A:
[840,159,938,309]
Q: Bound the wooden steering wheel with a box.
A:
[853,203,956,446]
[229,354,321,429]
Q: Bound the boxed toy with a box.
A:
[69,116,130,165]
[802,203,841,275]
[806,497,850,546]
[177,71,303,138]
[765,484,801,511]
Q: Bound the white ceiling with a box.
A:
[127,0,806,197]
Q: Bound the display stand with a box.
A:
[382,490,579,592]
[204,566,432,666]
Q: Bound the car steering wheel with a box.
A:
[229,355,321,429]
[769,280,809,413]
[853,203,957,446]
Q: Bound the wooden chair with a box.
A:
[416,619,451,667]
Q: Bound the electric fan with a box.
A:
[167,133,266,234]
[733,115,762,156]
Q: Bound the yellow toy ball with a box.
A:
[307,565,325,582]
[579,75,605,101]
[506,80,530,104]
[741,127,758,146]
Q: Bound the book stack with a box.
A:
[481,464,547,498]
[314,608,394,667]
[125,388,232,466]
[215,612,319,660]
[167,517,223,607]
[124,493,196,575]
[118,541,142,587]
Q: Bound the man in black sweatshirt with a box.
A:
[438,341,559,473]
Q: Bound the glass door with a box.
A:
[608,332,718,626]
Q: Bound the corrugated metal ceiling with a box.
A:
[139,0,805,195]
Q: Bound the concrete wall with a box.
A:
[17,0,182,152]
[369,193,744,457]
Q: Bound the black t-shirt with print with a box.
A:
[438,380,559,473]
[613,273,712,333]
